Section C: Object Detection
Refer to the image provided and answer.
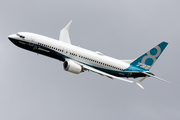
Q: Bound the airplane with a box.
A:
[8,20,170,89]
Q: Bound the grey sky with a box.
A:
[0,0,180,120]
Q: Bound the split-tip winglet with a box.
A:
[63,20,72,30]
[134,76,147,89]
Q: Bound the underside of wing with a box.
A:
[82,64,134,83]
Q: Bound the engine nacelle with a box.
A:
[63,60,83,74]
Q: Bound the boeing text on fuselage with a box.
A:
[8,21,170,89]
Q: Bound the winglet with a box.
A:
[59,20,72,44]
[63,20,72,30]
[135,76,147,89]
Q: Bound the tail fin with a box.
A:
[130,41,168,70]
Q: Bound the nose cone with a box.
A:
[8,34,20,45]
[8,34,16,40]
[8,34,19,43]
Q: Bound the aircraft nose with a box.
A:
[8,34,16,40]
[8,34,19,44]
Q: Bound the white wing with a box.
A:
[82,64,134,83]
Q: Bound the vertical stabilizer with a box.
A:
[59,20,72,44]
[130,41,168,70]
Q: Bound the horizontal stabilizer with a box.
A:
[142,72,171,83]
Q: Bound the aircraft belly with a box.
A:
[10,39,65,61]
[90,65,143,78]
[10,38,147,78]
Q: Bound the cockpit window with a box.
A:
[16,34,25,39]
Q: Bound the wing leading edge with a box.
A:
[82,64,147,89]
[82,64,134,83]
[81,64,170,89]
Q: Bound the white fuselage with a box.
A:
[8,25,169,89]
[33,32,129,69]
[9,32,144,78]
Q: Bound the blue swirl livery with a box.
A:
[8,21,170,89]
[130,42,168,71]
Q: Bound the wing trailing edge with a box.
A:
[82,64,153,89]
[82,64,134,83]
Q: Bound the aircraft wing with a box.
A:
[82,64,134,83]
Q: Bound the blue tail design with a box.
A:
[130,41,168,70]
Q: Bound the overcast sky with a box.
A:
[0,0,180,120]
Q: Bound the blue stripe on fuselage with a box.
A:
[9,38,146,78]
[9,38,66,61]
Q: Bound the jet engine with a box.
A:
[63,60,83,74]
